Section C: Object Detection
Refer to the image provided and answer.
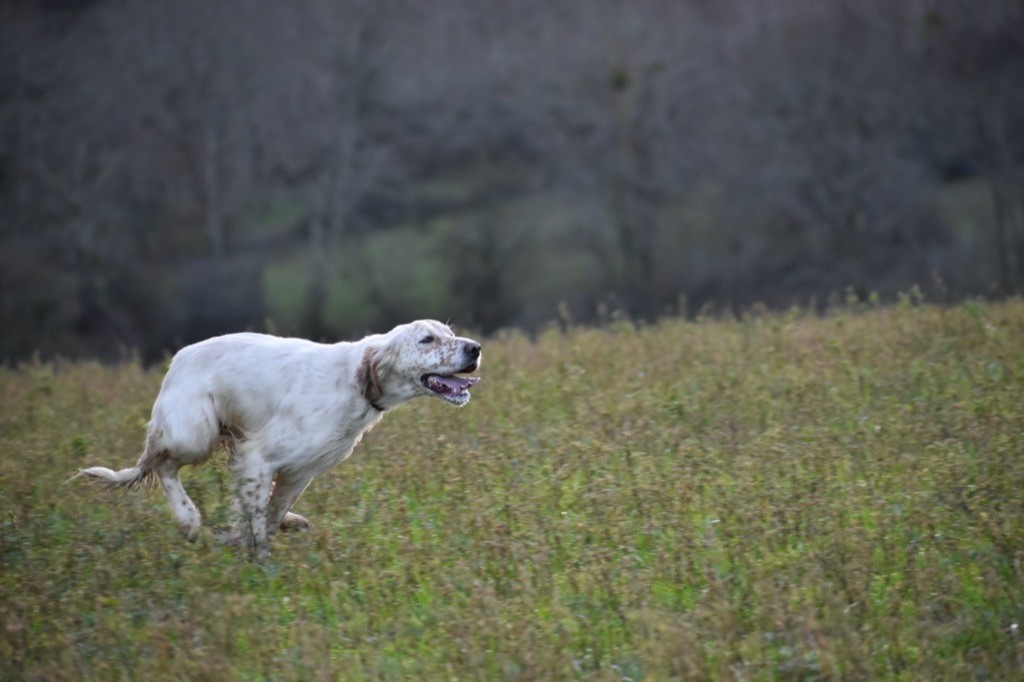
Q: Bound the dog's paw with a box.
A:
[280,512,310,533]
[178,522,201,543]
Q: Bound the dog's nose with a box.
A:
[464,341,481,359]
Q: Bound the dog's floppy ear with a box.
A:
[356,344,391,408]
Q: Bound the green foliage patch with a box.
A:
[2,301,1023,679]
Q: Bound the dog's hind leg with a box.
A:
[155,459,202,542]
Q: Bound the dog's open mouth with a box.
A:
[422,370,480,406]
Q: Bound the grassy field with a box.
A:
[2,300,1023,680]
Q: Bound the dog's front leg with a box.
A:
[268,472,315,534]
[231,460,275,560]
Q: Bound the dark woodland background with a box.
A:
[2,0,1022,362]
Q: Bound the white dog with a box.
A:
[76,320,481,557]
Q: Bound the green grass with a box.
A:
[2,300,1023,679]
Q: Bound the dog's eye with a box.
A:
[419,335,435,345]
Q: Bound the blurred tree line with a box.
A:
[2,0,1022,361]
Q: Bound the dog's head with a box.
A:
[357,320,481,410]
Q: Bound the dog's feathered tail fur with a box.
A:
[73,439,162,490]
[74,465,155,489]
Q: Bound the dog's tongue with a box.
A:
[434,375,479,392]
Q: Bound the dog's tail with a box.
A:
[72,464,156,490]
[71,432,164,490]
